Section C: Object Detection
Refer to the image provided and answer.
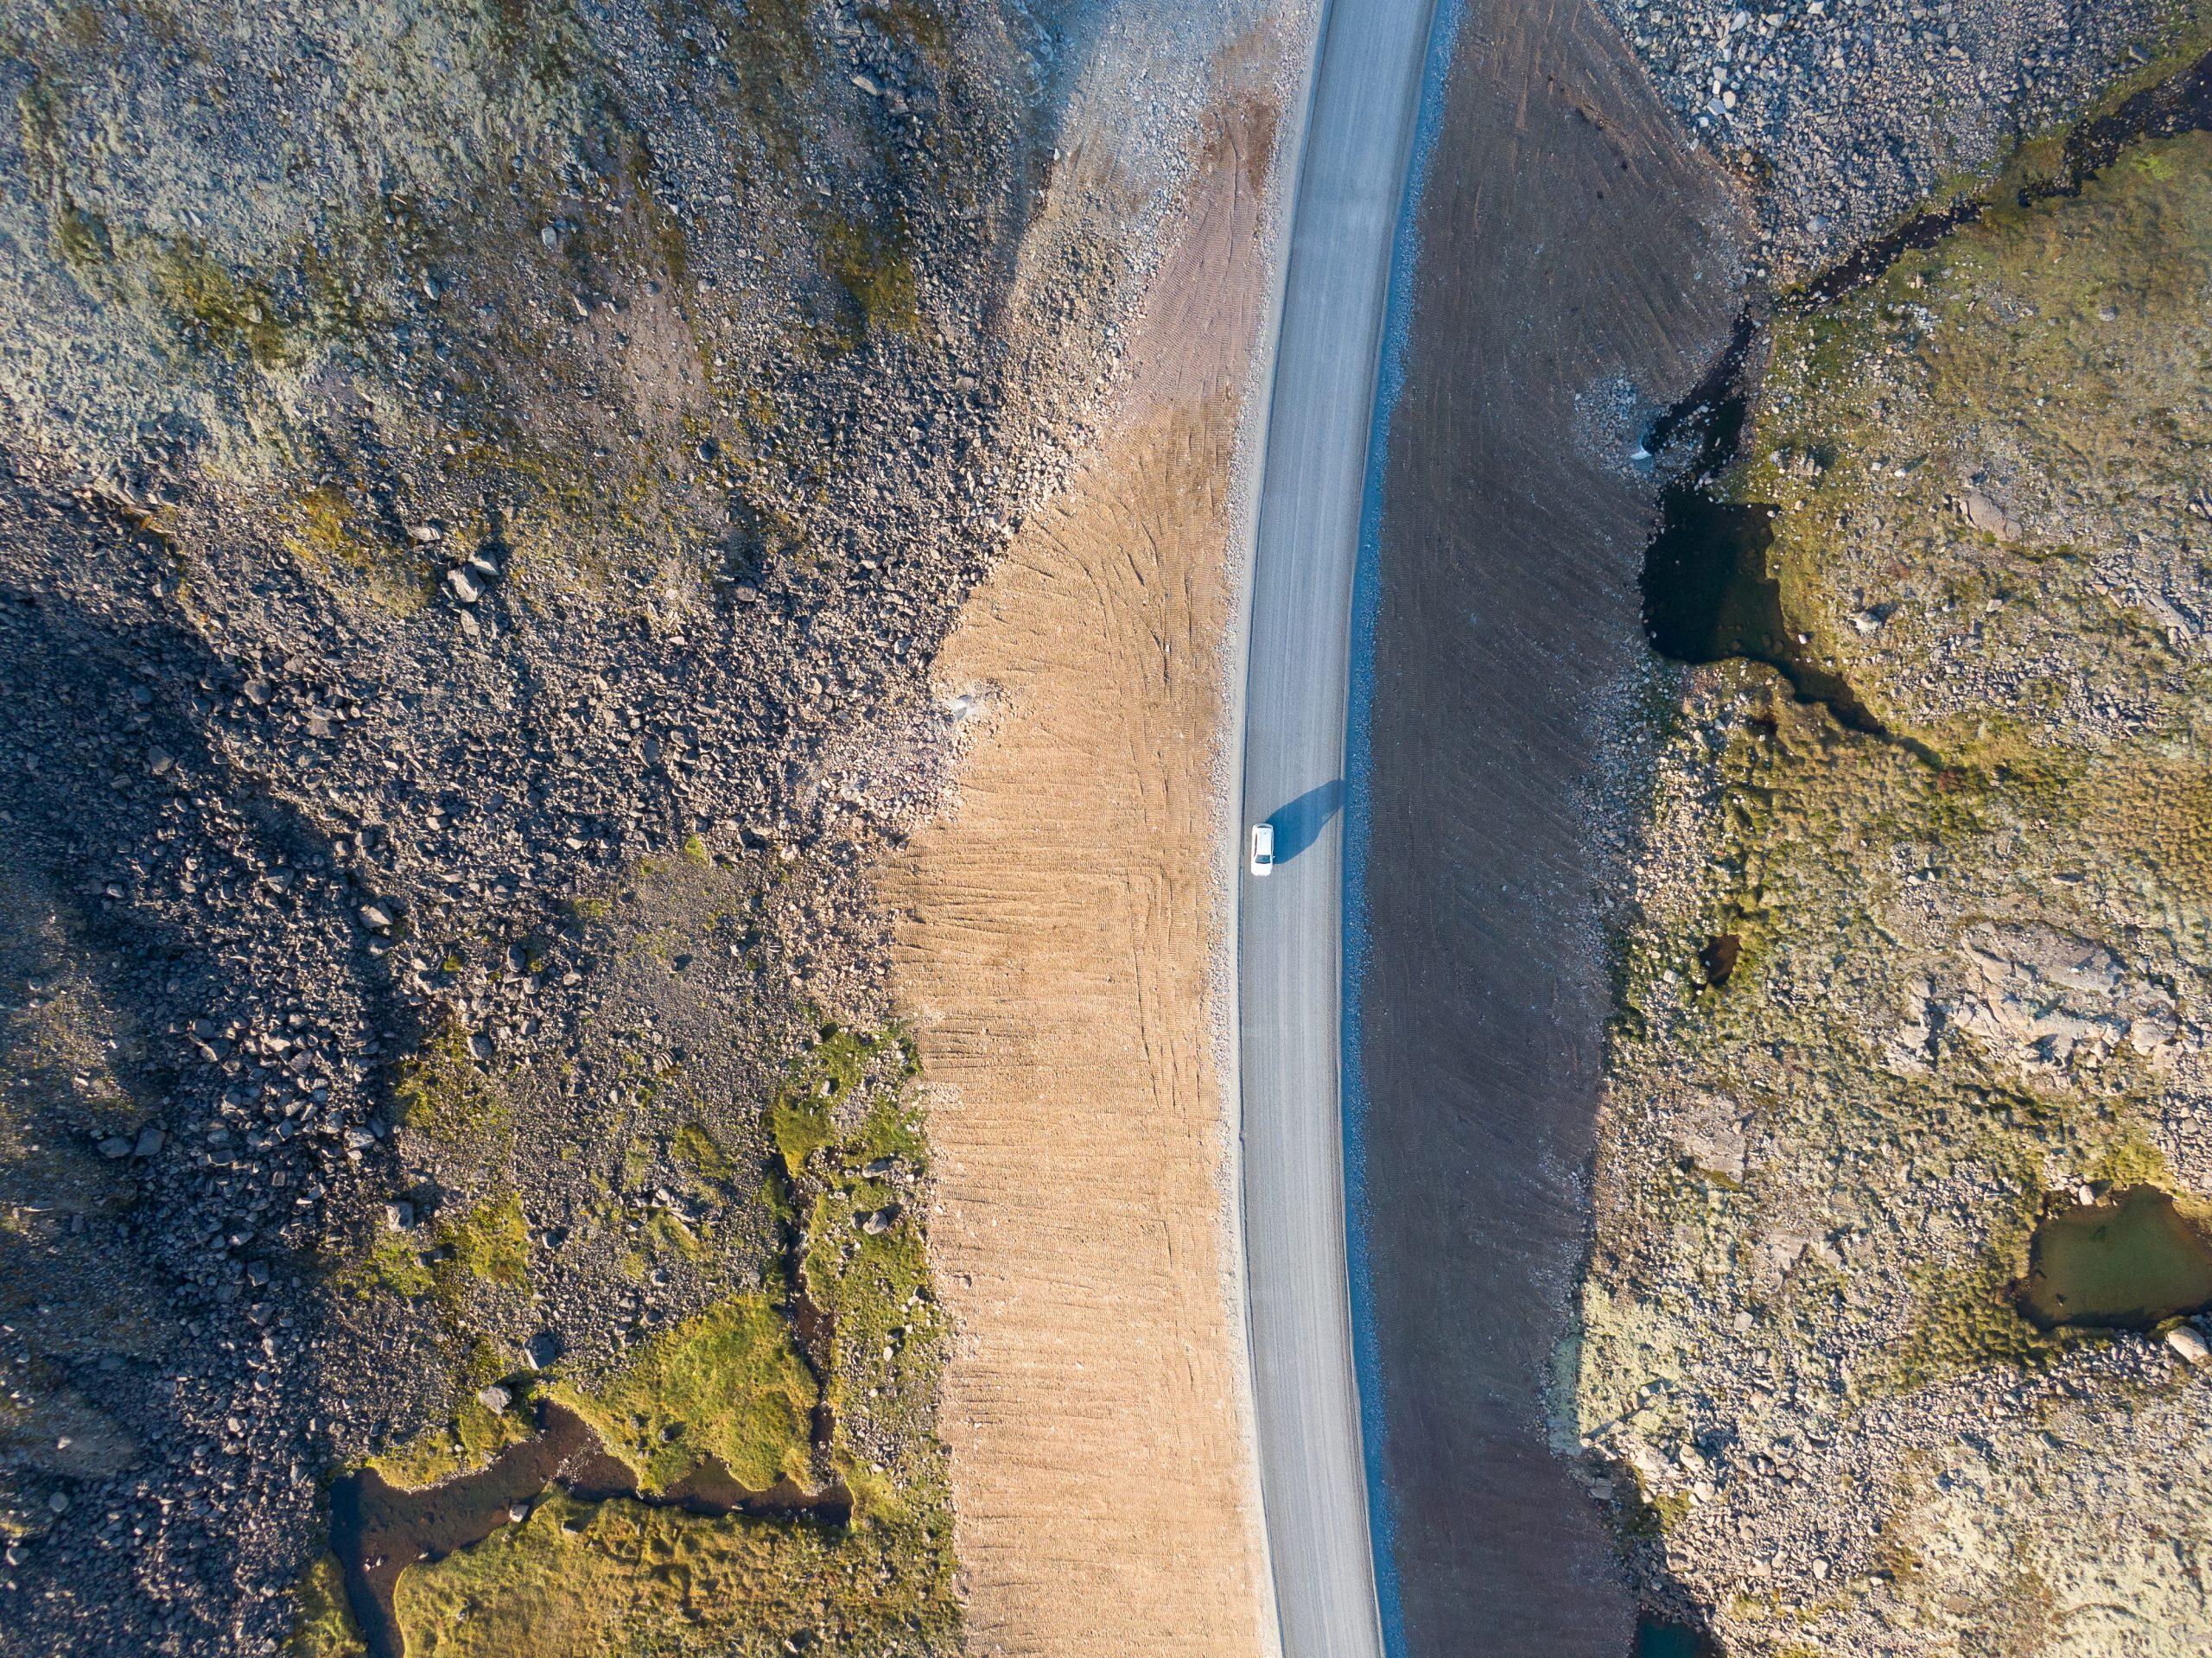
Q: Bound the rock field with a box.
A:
[0,1,1217,1651]
[1592,0,2202,276]
[1582,89,2212,1658]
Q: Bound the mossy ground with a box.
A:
[285,1553,368,1658]
[391,1487,959,1658]
[365,1386,537,1492]
[1584,117,2212,1653]
[548,1296,817,1494]
[361,1016,957,1655]
[768,1026,910,1179]
[392,1026,512,1162]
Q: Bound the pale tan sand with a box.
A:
[881,79,1290,1658]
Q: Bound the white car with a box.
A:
[1249,822,1275,877]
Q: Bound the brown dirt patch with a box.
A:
[880,88,1282,1658]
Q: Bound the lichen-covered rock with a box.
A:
[1936,921,2184,1076]
[1584,111,2212,1658]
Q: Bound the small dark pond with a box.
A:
[1635,1616,1721,1658]
[2015,1186,2212,1331]
[329,1400,849,1658]
[1635,324,1886,738]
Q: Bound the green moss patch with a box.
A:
[394,1026,511,1163]
[767,1026,907,1180]
[1738,128,2212,755]
[443,1194,531,1289]
[349,1233,435,1300]
[391,1488,959,1658]
[366,1388,536,1492]
[285,1551,368,1658]
[550,1297,816,1495]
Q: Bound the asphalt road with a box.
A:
[1236,3,1440,1655]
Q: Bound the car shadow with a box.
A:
[1266,778,1345,864]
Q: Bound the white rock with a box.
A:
[2166,1324,2209,1366]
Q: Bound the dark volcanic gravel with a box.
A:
[1351,0,1742,1650]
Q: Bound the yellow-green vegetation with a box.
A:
[444,1194,531,1289]
[766,1025,950,1532]
[285,1552,367,1658]
[671,1121,736,1184]
[365,1338,536,1488]
[2091,1124,2179,1191]
[394,1026,511,1163]
[768,1026,909,1178]
[550,1297,816,1494]
[800,1095,942,1474]
[817,211,922,344]
[391,1489,960,1658]
[340,1195,530,1306]
[367,1388,536,1491]
[384,1022,960,1653]
[350,1232,435,1299]
[1584,111,2212,1653]
[281,485,437,611]
[1741,130,2212,756]
[144,236,298,367]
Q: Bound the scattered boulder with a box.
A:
[1676,1099,1749,1183]
[1929,922,2182,1073]
[1957,485,2021,541]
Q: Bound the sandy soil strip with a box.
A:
[880,78,1287,1658]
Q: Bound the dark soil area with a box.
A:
[1636,321,1885,736]
[1355,0,1743,1650]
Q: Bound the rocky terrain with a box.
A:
[1581,54,2212,1658]
[1592,0,2206,276]
[0,1,1219,1654]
